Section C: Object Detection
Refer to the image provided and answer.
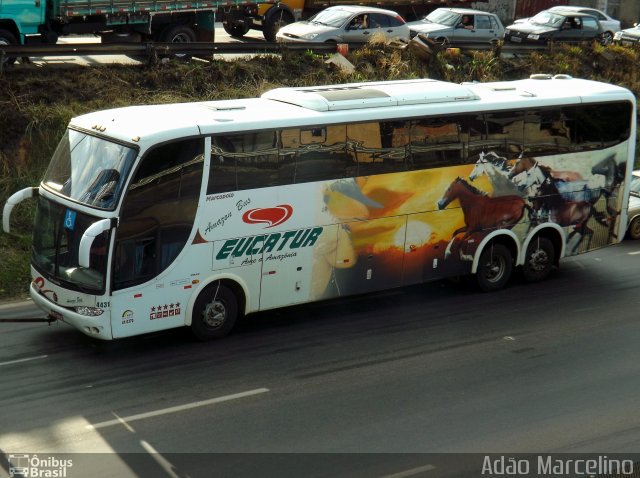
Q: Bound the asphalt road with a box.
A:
[1,240,640,477]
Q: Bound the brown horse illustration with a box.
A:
[437,177,527,259]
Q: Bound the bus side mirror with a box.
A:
[79,218,118,268]
[3,187,38,234]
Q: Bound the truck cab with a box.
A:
[0,0,46,45]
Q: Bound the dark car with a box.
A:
[613,24,640,45]
[505,10,605,45]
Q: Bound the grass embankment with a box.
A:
[1,41,639,301]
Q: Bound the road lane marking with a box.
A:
[112,412,136,433]
[87,388,269,429]
[628,251,640,255]
[0,355,47,367]
[140,440,182,478]
[380,464,437,478]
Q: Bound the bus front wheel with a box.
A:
[191,283,238,340]
[522,236,555,282]
[475,243,512,292]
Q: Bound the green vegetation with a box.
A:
[1,41,639,301]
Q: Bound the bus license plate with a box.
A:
[511,37,522,43]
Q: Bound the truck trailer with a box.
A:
[0,0,237,53]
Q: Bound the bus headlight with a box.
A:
[75,306,105,317]
[527,34,540,40]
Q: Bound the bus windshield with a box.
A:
[32,196,110,294]
[42,129,137,210]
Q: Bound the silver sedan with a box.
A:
[406,8,505,44]
[276,5,410,43]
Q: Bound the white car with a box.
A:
[515,6,620,44]
[276,5,410,43]
[628,171,640,240]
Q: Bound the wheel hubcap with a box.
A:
[173,34,190,43]
[202,300,226,329]
[485,255,505,283]
[528,248,548,272]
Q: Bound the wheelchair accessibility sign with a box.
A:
[63,210,76,231]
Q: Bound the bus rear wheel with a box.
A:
[191,283,238,340]
[476,243,512,292]
[522,236,555,282]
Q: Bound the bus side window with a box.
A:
[460,114,487,163]
[114,237,156,286]
[348,121,407,176]
[290,125,348,184]
[572,102,632,151]
[235,131,280,190]
[208,136,237,194]
[409,117,462,169]
[483,111,525,159]
[526,108,575,156]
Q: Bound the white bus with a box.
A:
[3,75,636,340]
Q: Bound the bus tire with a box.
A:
[475,243,512,292]
[522,236,555,283]
[191,282,238,340]
[0,28,18,65]
[263,10,294,42]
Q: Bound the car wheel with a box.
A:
[600,31,613,45]
[629,216,640,240]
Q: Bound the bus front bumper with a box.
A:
[29,282,113,340]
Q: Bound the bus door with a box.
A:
[110,137,205,338]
